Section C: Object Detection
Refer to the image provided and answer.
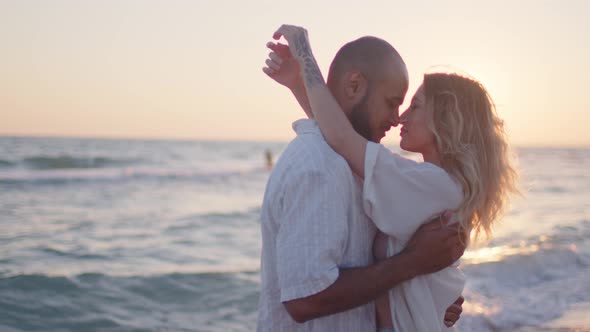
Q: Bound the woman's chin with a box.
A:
[400,140,410,151]
[400,140,419,154]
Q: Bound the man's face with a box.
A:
[349,60,408,143]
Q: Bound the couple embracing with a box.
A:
[257,25,517,332]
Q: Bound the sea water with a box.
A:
[0,136,588,331]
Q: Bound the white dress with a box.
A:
[363,141,465,332]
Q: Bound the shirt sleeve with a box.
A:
[276,170,349,302]
[363,141,462,239]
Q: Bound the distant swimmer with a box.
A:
[265,149,273,169]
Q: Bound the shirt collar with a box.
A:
[292,118,320,136]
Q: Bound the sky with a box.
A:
[1,0,589,146]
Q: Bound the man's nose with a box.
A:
[390,111,400,127]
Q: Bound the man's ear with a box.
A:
[343,71,368,103]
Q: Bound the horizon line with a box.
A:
[1,133,589,149]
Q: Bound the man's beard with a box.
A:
[349,90,375,142]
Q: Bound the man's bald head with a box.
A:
[327,36,407,89]
[325,36,409,143]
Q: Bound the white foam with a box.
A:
[457,243,590,331]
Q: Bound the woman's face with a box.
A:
[399,85,437,154]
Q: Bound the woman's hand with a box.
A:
[262,25,314,117]
[262,41,303,91]
[271,24,324,87]
[264,24,317,88]
[271,25,310,59]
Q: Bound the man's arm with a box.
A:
[285,249,416,322]
[284,215,466,323]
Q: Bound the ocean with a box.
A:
[0,136,588,332]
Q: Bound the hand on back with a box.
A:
[402,211,467,275]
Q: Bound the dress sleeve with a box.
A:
[276,170,349,302]
[363,142,462,239]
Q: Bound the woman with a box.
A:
[263,25,518,331]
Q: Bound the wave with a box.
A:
[0,165,266,184]
[1,233,588,331]
[0,271,259,332]
[22,155,139,170]
[0,270,259,291]
[164,208,262,236]
[0,155,140,171]
[0,159,15,168]
[461,231,590,331]
[37,246,110,260]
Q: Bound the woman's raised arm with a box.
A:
[272,25,368,178]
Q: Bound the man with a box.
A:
[257,28,465,332]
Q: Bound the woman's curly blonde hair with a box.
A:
[424,73,519,240]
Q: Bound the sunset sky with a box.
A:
[1,0,589,146]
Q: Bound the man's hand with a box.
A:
[444,296,464,327]
[262,42,303,91]
[402,212,467,276]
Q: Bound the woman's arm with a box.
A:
[273,25,368,178]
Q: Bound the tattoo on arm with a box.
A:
[294,33,324,87]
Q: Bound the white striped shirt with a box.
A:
[257,119,377,332]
